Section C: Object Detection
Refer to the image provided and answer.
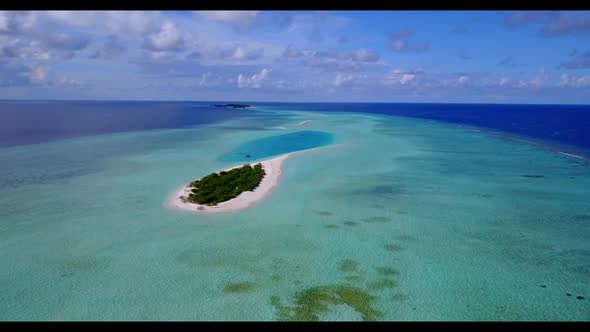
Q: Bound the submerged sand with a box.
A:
[166,149,315,214]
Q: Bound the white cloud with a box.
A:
[220,45,264,61]
[0,11,37,33]
[104,11,160,34]
[42,11,161,34]
[457,75,470,85]
[144,21,185,52]
[400,73,416,85]
[559,73,590,88]
[28,65,47,84]
[196,11,259,29]
[45,11,97,27]
[0,12,9,31]
[529,68,549,88]
[354,48,379,62]
[384,69,421,86]
[281,45,304,59]
[56,76,83,87]
[237,68,270,88]
[332,73,355,87]
[392,40,406,52]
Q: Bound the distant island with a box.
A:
[213,104,251,109]
[187,163,265,206]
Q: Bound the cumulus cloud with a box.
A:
[400,73,416,85]
[559,73,590,88]
[288,47,379,72]
[220,45,264,61]
[384,69,423,86]
[36,11,161,34]
[280,45,305,59]
[43,32,90,58]
[196,11,259,29]
[143,21,185,52]
[354,48,379,62]
[529,68,549,88]
[0,38,50,60]
[237,68,270,88]
[332,73,354,87]
[457,75,470,85]
[0,11,37,34]
[28,64,47,84]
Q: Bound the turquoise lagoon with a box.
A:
[0,107,589,320]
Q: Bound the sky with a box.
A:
[0,10,589,104]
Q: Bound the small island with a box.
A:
[167,153,288,214]
[167,146,330,214]
[187,163,265,206]
[213,104,251,109]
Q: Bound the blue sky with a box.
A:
[0,10,589,103]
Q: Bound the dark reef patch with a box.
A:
[521,175,545,178]
[270,284,382,321]
[375,267,400,277]
[55,255,107,277]
[361,216,391,223]
[343,221,360,227]
[374,186,394,194]
[325,224,339,229]
[339,259,359,273]
[398,235,417,242]
[317,211,333,217]
[368,278,399,291]
[383,244,404,252]
[345,275,363,282]
[370,204,385,209]
[223,281,256,294]
[391,293,407,303]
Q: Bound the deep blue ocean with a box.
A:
[1,100,589,155]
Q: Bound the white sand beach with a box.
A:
[167,149,312,214]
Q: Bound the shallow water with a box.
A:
[218,130,334,163]
[0,107,589,320]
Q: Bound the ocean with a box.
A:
[0,101,589,320]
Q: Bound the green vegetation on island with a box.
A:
[187,163,265,206]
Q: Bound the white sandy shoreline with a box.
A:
[166,148,319,214]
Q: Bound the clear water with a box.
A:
[0,107,589,320]
[218,130,334,163]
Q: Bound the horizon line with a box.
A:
[1,99,589,107]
